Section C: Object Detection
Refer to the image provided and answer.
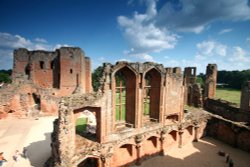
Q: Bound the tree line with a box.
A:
[1,67,249,90]
[197,69,250,90]
[0,69,12,83]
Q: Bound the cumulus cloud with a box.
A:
[0,32,69,69]
[162,40,250,73]
[156,0,250,33]
[118,0,179,60]
[118,0,250,61]
[218,28,233,35]
[194,40,249,71]
[196,40,227,58]
[34,38,47,43]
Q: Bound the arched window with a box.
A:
[114,67,136,128]
[144,74,151,115]
[115,71,126,122]
[143,68,161,122]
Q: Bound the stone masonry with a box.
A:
[183,67,203,107]
[204,64,217,99]
[50,62,209,167]
[240,81,250,113]
[0,47,92,118]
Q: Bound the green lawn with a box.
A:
[215,88,241,105]
[76,117,87,133]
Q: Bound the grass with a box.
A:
[215,87,241,105]
[116,91,126,121]
[76,117,87,133]
[115,90,151,121]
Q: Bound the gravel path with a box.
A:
[0,116,56,167]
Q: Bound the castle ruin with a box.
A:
[0,47,92,118]
[0,47,250,167]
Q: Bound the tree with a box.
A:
[92,66,104,91]
[0,69,12,83]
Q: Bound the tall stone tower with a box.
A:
[240,81,250,112]
[204,64,217,99]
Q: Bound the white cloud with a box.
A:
[229,46,250,62]
[0,32,32,49]
[118,0,178,60]
[218,28,233,35]
[34,38,47,43]
[0,32,70,69]
[196,40,227,58]
[53,44,70,50]
[118,0,250,62]
[156,0,250,33]
[162,40,250,73]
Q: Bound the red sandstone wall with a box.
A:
[182,126,195,146]
[207,117,250,152]
[41,98,58,115]
[33,68,53,88]
[84,57,92,93]
[165,74,184,117]
[164,131,179,152]
[112,144,137,166]
[141,137,161,158]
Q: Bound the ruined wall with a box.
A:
[49,61,209,167]
[205,98,250,122]
[165,68,184,120]
[0,47,92,118]
[183,67,203,107]
[206,116,250,152]
[204,64,217,99]
[84,57,92,93]
[30,51,58,88]
[183,67,196,85]
[58,48,83,96]
[240,81,250,113]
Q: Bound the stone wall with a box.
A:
[49,61,213,167]
[206,116,250,152]
[204,64,217,99]
[0,47,92,118]
[183,67,203,107]
[205,98,250,122]
[240,81,250,113]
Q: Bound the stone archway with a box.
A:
[77,157,99,167]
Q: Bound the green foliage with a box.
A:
[0,69,12,83]
[217,70,250,89]
[215,88,241,105]
[76,118,87,133]
[115,91,126,121]
[92,66,104,92]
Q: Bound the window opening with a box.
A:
[115,71,126,122]
[144,74,151,115]
[40,61,44,69]
[50,61,54,69]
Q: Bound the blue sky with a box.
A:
[0,0,250,73]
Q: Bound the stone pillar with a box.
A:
[240,81,250,112]
[135,144,142,166]
[160,127,168,155]
[101,153,113,167]
[178,130,184,148]
[204,64,217,99]
[135,135,143,166]
[193,126,199,142]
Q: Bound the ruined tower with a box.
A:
[183,67,196,105]
[0,47,92,117]
[204,64,217,99]
[240,81,250,112]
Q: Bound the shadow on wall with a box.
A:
[25,133,51,167]
[131,137,250,167]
